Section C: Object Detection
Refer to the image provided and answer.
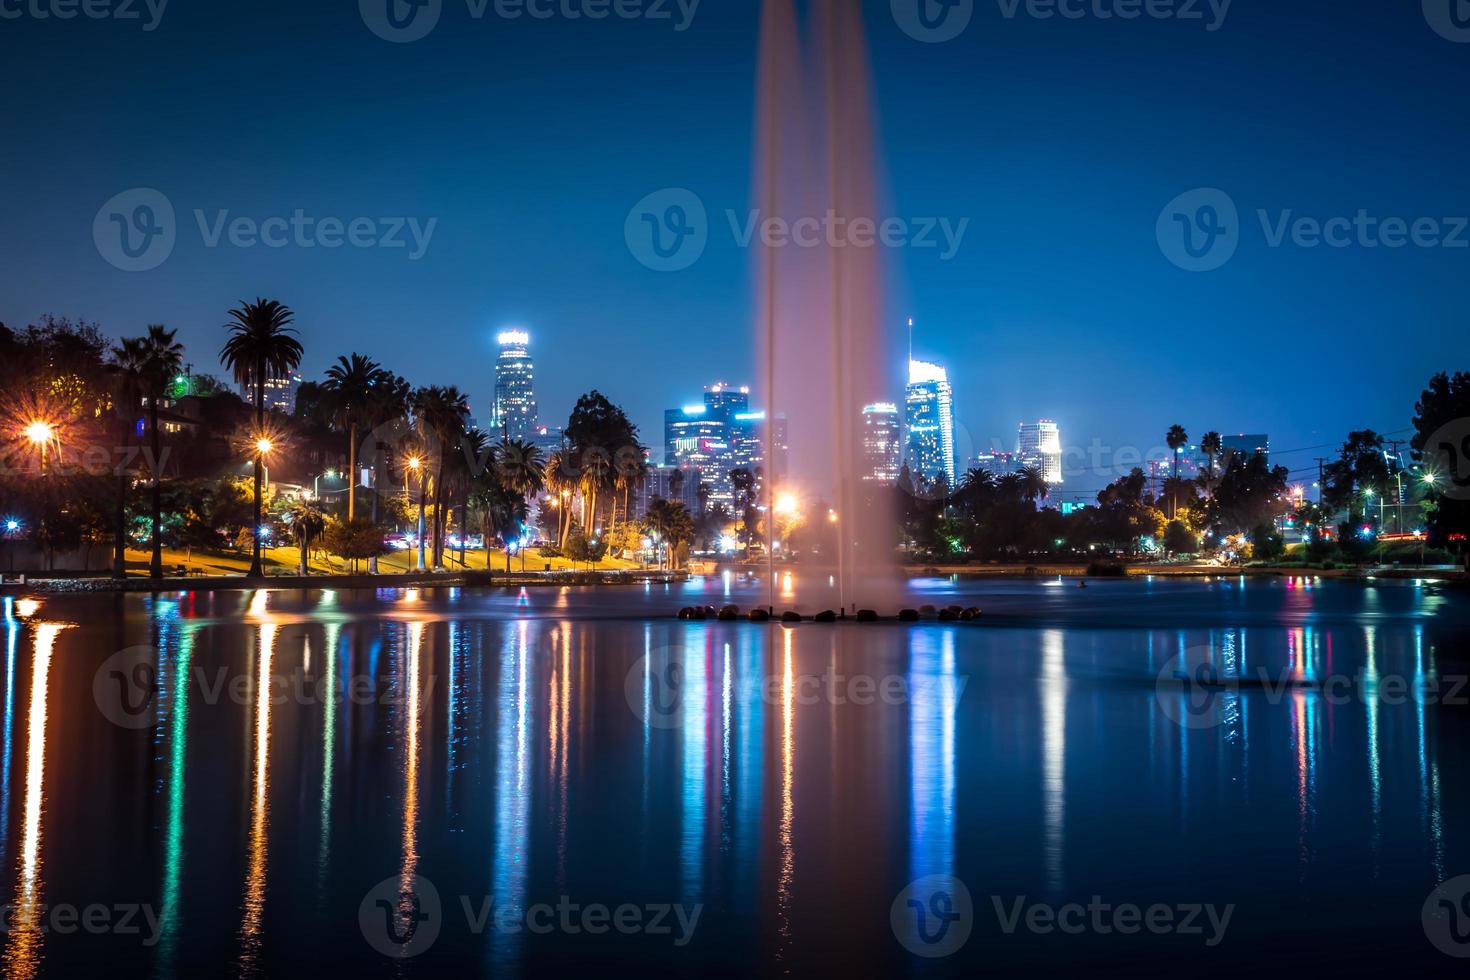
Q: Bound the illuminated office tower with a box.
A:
[905,359,957,487]
[862,402,902,486]
[1017,419,1063,486]
[491,329,539,441]
[239,371,301,415]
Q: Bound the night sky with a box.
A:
[1,0,1464,495]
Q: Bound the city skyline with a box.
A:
[2,2,1455,491]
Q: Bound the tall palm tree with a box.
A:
[1166,424,1189,480]
[450,428,490,568]
[544,449,577,549]
[134,325,183,579]
[497,438,546,570]
[1200,431,1223,483]
[645,498,695,570]
[411,385,470,569]
[221,299,303,578]
[109,337,149,578]
[364,371,410,574]
[322,353,385,524]
[578,448,612,534]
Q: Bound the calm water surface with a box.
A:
[1,575,1467,977]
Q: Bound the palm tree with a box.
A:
[448,428,490,568]
[1201,431,1223,483]
[1166,424,1189,480]
[109,337,149,578]
[322,353,385,524]
[497,438,546,570]
[544,449,577,549]
[645,498,695,570]
[133,325,184,579]
[411,385,470,569]
[1018,464,1049,504]
[578,448,612,534]
[364,371,410,574]
[221,299,303,578]
[286,498,326,576]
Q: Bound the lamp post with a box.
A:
[24,421,57,477]
[249,437,274,578]
[407,455,427,572]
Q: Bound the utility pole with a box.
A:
[1386,439,1407,533]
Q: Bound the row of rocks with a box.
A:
[676,604,982,623]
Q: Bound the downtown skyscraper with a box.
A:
[861,402,902,486]
[491,329,539,441]
[1017,419,1064,485]
[905,359,957,488]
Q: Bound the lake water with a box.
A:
[1,575,1467,977]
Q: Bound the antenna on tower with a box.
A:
[907,317,914,372]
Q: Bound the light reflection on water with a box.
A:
[0,579,1463,975]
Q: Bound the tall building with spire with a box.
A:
[905,359,957,488]
[491,329,538,441]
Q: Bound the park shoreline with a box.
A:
[2,562,1463,595]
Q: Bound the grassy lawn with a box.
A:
[121,545,643,578]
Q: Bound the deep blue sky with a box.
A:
[1,0,1463,494]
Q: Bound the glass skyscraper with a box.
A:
[905,359,957,487]
[862,402,902,486]
[1017,419,1063,485]
[491,330,539,441]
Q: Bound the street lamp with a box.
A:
[23,420,57,476]
[405,454,427,571]
[246,434,274,579]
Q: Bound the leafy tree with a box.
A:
[1210,452,1290,535]
[1322,430,1391,523]
[323,518,390,570]
[1412,371,1470,570]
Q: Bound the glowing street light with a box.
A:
[255,437,274,457]
[775,493,798,516]
[22,419,57,475]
